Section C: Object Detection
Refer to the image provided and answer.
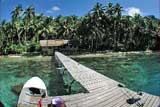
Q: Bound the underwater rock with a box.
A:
[11,84,23,95]
[0,101,4,107]
[129,78,134,83]
[16,71,25,77]
[42,70,49,73]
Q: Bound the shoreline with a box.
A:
[0,50,159,58]
[69,50,158,58]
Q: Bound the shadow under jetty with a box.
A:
[49,54,87,96]
[54,53,88,95]
[48,56,67,96]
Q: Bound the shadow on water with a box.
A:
[48,54,88,96]
[48,56,67,96]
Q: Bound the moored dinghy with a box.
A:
[17,77,47,107]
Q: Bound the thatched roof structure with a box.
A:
[40,40,69,47]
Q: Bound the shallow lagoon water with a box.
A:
[74,53,160,96]
[0,56,53,107]
[0,53,160,106]
[0,56,81,107]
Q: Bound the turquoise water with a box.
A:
[0,57,54,107]
[74,53,160,96]
[1,53,160,106]
[0,56,82,107]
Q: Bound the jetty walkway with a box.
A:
[42,52,160,107]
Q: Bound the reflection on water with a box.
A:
[74,53,160,96]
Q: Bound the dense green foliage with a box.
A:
[0,3,160,54]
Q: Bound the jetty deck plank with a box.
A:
[42,52,159,107]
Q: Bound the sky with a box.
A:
[0,0,159,21]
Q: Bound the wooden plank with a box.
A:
[123,93,148,107]
[113,89,139,107]
[147,96,158,107]
[95,93,124,107]
[78,89,122,107]
[66,88,121,107]
[67,87,119,106]
[112,96,130,107]
[143,94,154,107]
[151,97,160,107]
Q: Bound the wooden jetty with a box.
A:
[42,52,160,107]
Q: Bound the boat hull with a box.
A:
[17,77,47,107]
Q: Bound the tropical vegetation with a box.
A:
[0,3,160,54]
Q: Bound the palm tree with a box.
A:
[0,3,160,54]
[88,3,105,51]
[55,16,76,39]
[23,6,35,43]
[0,20,7,53]
[38,16,53,40]
[24,6,35,21]
[11,5,23,43]
[114,3,123,17]
[11,4,23,22]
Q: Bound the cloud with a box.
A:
[125,7,142,16]
[47,6,60,13]
[52,6,60,11]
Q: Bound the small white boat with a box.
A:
[17,77,47,107]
